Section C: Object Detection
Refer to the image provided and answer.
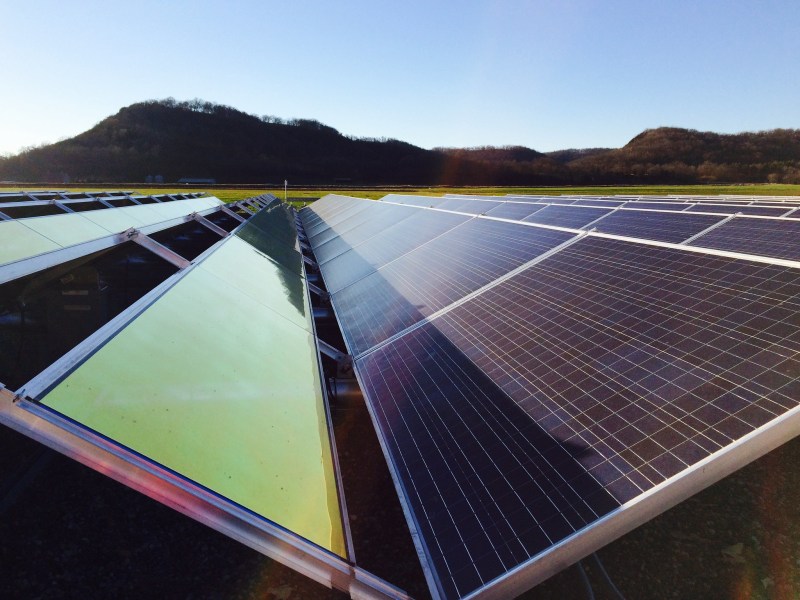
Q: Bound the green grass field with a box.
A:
[4,183,800,208]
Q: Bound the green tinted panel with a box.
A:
[247,205,299,248]
[236,222,304,277]
[22,213,110,247]
[110,204,168,224]
[80,207,149,233]
[199,237,311,331]
[0,221,60,264]
[41,265,345,556]
[147,198,219,220]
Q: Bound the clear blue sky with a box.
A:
[1,0,799,156]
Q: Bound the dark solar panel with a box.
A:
[485,202,546,221]
[686,204,791,217]
[357,236,800,599]
[689,217,800,261]
[592,210,724,243]
[320,209,470,293]
[625,201,689,212]
[620,202,689,211]
[522,205,611,229]
[314,204,420,264]
[384,195,441,207]
[331,220,574,356]
[309,202,384,248]
[453,200,504,215]
[504,196,552,204]
[436,198,476,212]
[571,199,625,208]
[302,197,373,239]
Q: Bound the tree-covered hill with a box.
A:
[1,99,798,185]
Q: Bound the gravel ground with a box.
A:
[1,409,798,600]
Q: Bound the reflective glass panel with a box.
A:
[0,221,60,265]
[22,213,111,247]
[40,257,346,557]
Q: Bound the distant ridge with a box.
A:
[1,99,798,185]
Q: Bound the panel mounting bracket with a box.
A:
[317,339,353,378]
[191,213,229,238]
[125,228,191,270]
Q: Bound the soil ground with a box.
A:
[1,401,798,600]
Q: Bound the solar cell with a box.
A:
[686,204,790,217]
[39,236,346,556]
[320,209,470,294]
[435,198,477,212]
[591,210,724,243]
[313,203,420,265]
[330,219,574,356]
[382,194,443,207]
[302,195,374,239]
[356,235,800,599]
[450,200,504,215]
[308,201,381,247]
[485,202,546,221]
[571,200,625,208]
[522,205,611,229]
[19,213,114,247]
[0,220,61,265]
[688,216,800,261]
[620,201,690,211]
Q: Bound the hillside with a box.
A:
[0,100,441,185]
[570,127,800,184]
[0,99,798,184]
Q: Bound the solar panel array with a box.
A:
[0,194,365,596]
[303,193,800,600]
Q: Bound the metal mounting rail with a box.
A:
[680,212,738,245]
[308,282,330,300]
[221,206,247,222]
[126,228,191,269]
[0,387,410,600]
[192,213,229,237]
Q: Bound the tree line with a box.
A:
[1,100,798,185]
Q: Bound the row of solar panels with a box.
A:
[0,191,205,220]
[382,193,800,263]
[453,192,800,207]
[391,193,800,218]
[300,194,800,600]
[0,193,410,599]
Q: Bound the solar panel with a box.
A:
[382,194,444,207]
[571,199,625,208]
[518,196,574,205]
[319,209,470,294]
[308,200,386,247]
[686,204,790,217]
[620,201,689,211]
[590,210,725,243]
[313,203,420,265]
[0,194,413,600]
[355,235,800,599]
[330,218,574,356]
[302,195,375,239]
[688,216,800,261]
[435,198,479,212]
[451,200,504,215]
[485,202,546,221]
[37,235,346,556]
[522,205,612,229]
